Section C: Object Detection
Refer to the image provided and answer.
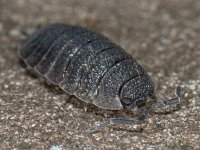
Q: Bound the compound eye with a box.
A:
[122,98,133,106]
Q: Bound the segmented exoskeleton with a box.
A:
[19,24,181,132]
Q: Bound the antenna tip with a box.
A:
[176,86,181,98]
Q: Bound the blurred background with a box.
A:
[0,0,199,149]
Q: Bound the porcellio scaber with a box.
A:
[19,24,181,132]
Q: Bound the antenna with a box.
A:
[155,86,181,108]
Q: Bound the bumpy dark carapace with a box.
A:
[19,24,155,111]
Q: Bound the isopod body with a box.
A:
[19,24,155,111]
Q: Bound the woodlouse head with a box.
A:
[120,76,155,112]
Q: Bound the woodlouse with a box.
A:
[19,24,181,132]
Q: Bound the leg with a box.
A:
[20,24,42,38]
[20,29,29,38]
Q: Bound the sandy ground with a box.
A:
[0,0,199,149]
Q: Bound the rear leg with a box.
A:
[20,24,42,38]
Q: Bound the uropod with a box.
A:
[19,24,181,132]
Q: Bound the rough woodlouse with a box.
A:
[19,24,181,132]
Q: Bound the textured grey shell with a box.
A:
[19,24,155,110]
